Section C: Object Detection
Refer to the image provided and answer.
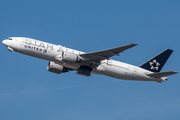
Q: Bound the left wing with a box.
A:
[80,43,138,63]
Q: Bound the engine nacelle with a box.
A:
[62,52,80,63]
[47,62,67,74]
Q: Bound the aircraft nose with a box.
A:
[2,40,11,46]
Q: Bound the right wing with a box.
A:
[80,43,138,63]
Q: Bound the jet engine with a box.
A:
[55,52,81,63]
[47,62,68,74]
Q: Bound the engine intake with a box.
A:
[47,62,68,74]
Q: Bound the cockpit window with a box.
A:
[8,38,12,40]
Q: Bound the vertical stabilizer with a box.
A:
[140,49,173,72]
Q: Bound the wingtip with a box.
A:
[132,43,138,46]
[172,71,178,74]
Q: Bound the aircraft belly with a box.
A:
[92,65,106,75]
[100,63,153,81]
[101,64,132,80]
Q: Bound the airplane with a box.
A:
[2,37,178,83]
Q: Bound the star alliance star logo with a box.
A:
[149,59,160,71]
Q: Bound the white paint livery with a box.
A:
[2,37,178,83]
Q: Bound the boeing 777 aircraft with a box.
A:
[2,37,178,83]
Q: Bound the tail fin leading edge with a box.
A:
[140,49,173,72]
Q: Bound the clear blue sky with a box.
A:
[0,0,180,120]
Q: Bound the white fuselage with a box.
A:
[3,37,166,82]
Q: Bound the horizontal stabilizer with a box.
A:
[147,71,178,77]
